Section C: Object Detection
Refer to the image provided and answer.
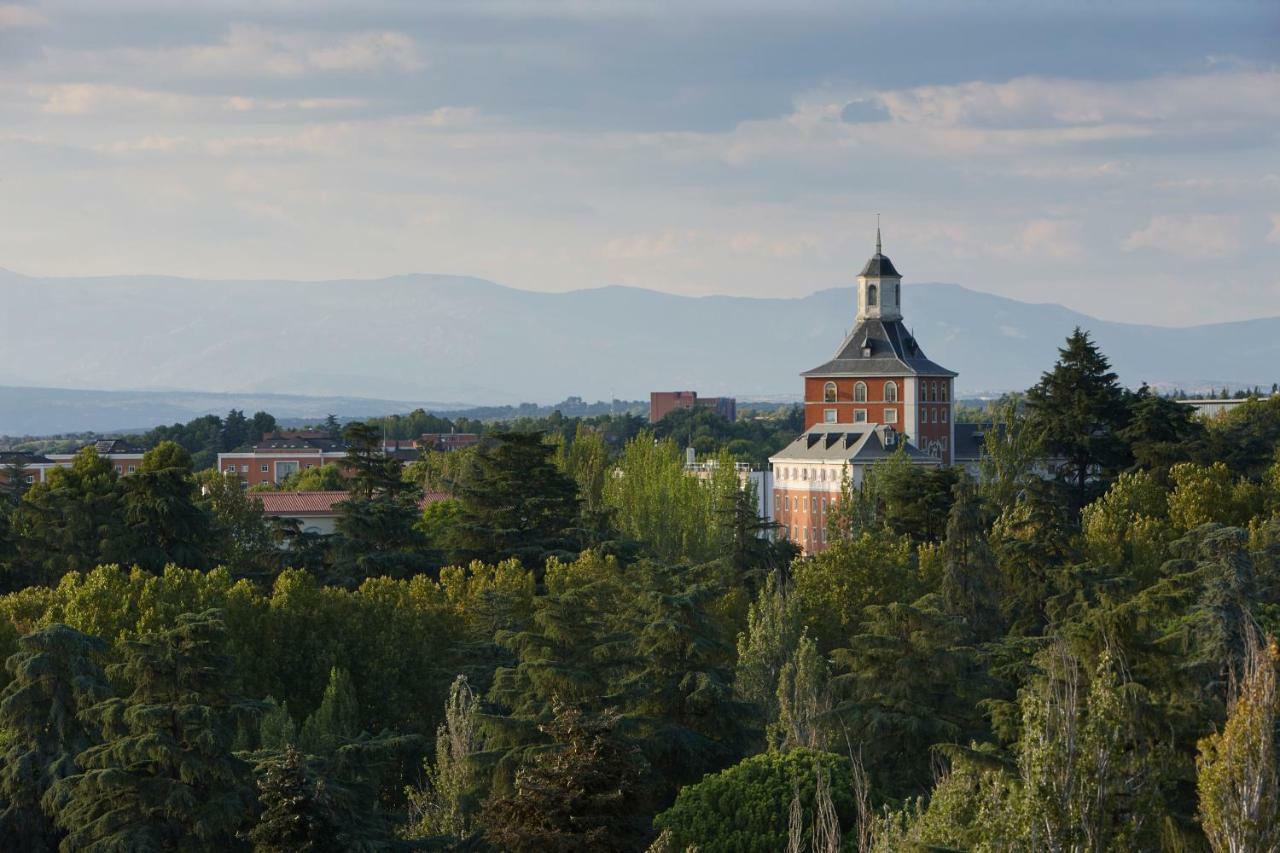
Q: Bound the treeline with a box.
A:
[2,329,1280,850]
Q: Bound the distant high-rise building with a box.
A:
[649,391,737,423]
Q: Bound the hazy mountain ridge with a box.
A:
[2,270,1277,428]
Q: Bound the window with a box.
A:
[920,383,927,400]
[227,466,237,473]
[811,497,817,512]
[821,498,828,513]
[115,465,122,473]
[241,464,248,473]
[867,284,877,306]
[941,383,949,402]
[305,464,314,469]
[942,408,948,423]
[823,381,837,403]
[885,381,898,402]
[24,475,34,484]
[127,465,136,473]
[884,408,898,424]
[824,409,837,424]
[854,409,867,423]
[854,382,867,402]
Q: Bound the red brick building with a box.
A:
[217,431,479,487]
[649,391,737,424]
[770,230,958,554]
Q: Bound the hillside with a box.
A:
[2,270,1276,411]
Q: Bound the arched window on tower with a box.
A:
[867,284,877,306]
[885,381,898,402]
[823,382,837,403]
[854,382,867,402]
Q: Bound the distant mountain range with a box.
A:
[2,269,1277,433]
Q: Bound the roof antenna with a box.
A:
[875,213,882,255]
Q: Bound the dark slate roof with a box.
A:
[953,422,994,462]
[769,423,937,465]
[859,252,901,278]
[803,317,957,378]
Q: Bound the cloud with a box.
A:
[1123,214,1244,259]
[0,3,44,28]
[839,98,889,124]
[1268,214,1280,245]
[40,25,424,81]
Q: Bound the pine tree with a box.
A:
[447,431,581,575]
[46,609,262,850]
[1026,328,1131,509]
[299,667,360,755]
[332,423,429,584]
[245,746,345,853]
[480,700,646,853]
[940,473,1003,640]
[122,440,213,571]
[259,697,298,751]
[0,624,113,852]
[611,561,752,798]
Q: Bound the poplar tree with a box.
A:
[0,625,112,852]
[47,609,261,851]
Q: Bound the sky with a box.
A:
[1,0,1278,326]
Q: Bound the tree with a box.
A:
[940,473,1003,639]
[611,561,753,798]
[201,469,280,581]
[1121,384,1206,477]
[978,394,1043,517]
[323,413,342,440]
[1,453,31,504]
[734,573,802,746]
[331,423,429,584]
[652,748,855,853]
[280,463,346,492]
[404,674,482,840]
[447,431,581,574]
[7,446,129,588]
[244,746,345,853]
[481,701,646,853]
[1197,632,1280,853]
[0,625,113,852]
[46,609,261,851]
[222,408,251,452]
[299,666,360,755]
[122,440,213,571]
[1026,328,1131,509]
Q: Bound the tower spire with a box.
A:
[875,213,881,255]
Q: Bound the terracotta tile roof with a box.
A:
[254,491,348,516]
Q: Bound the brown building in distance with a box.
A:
[649,391,737,424]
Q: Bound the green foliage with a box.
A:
[199,469,281,581]
[481,701,647,853]
[653,748,855,853]
[0,624,112,852]
[46,609,261,851]
[404,674,482,840]
[447,431,581,574]
[1196,635,1280,853]
[299,667,360,755]
[259,697,297,751]
[1026,328,1131,509]
[122,440,214,571]
[244,745,346,853]
[279,463,346,492]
